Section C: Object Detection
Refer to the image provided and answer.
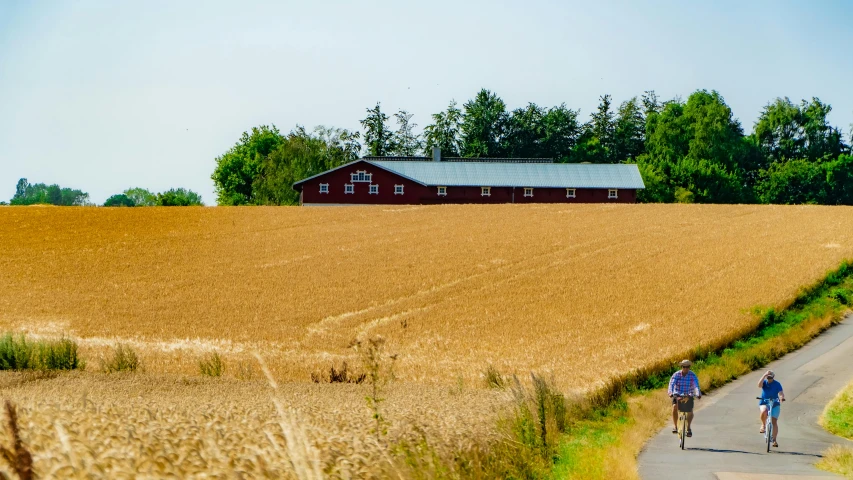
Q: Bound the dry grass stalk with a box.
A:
[0,400,33,480]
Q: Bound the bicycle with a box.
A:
[674,394,694,450]
[757,397,782,452]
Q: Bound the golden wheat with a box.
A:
[2,204,853,477]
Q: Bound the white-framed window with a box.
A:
[481,187,491,197]
[319,183,329,194]
[369,184,379,195]
[351,171,372,183]
[437,186,447,196]
[524,187,534,197]
[345,184,354,194]
[566,188,576,198]
[608,189,618,199]
[394,184,404,195]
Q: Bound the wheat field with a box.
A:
[1,204,853,477]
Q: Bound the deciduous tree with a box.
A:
[460,89,507,157]
[424,101,462,156]
[211,125,284,205]
[361,103,394,157]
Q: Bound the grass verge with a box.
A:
[547,260,853,479]
[816,378,853,478]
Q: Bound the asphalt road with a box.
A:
[638,316,853,480]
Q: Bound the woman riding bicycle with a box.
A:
[758,370,785,447]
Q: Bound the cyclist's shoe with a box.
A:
[686,430,693,437]
[772,440,778,447]
[672,428,678,434]
[759,427,766,434]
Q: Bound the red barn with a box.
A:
[292,152,645,205]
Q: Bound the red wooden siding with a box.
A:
[298,161,637,205]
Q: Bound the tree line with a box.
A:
[5,179,203,207]
[212,88,853,205]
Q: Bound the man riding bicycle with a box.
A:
[668,359,701,437]
[758,370,785,447]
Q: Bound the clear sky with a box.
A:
[1,0,851,205]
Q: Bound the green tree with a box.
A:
[211,125,284,205]
[502,103,546,158]
[460,89,507,157]
[253,126,360,205]
[641,90,752,203]
[361,103,394,156]
[753,97,848,163]
[612,97,645,162]
[104,194,135,207]
[10,178,89,206]
[123,188,157,206]
[755,159,827,204]
[424,101,462,156]
[540,105,581,162]
[825,154,853,205]
[156,188,204,206]
[573,95,616,163]
[390,110,422,156]
[635,158,674,203]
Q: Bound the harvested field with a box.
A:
[1,204,853,477]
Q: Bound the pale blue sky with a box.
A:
[1,0,851,204]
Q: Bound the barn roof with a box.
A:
[368,161,646,189]
[292,159,646,190]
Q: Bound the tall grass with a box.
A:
[101,344,140,373]
[198,352,224,377]
[0,334,82,371]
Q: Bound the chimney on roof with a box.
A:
[432,147,441,162]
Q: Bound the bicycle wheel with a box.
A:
[766,421,772,453]
[680,414,686,450]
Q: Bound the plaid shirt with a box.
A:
[668,370,701,396]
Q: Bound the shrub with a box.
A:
[0,334,82,371]
[198,352,224,377]
[0,334,35,370]
[34,338,83,370]
[101,344,140,373]
[311,361,365,384]
[103,194,136,207]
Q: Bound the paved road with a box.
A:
[639,316,853,480]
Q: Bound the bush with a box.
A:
[311,361,365,384]
[0,334,83,371]
[157,188,204,206]
[34,338,82,370]
[101,344,140,373]
[103,194,135,207]
[198,352,224,377]
[0,334,35,370]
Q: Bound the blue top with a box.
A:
[758,379,784,405]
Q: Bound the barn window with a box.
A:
[481,187,491,197]
[345,184,354,194]
[319,183,329,194]
[369,184,379,195]
[351,171,372,183]
[524,188,534,197]
[608,189,618,199]
[566,188,576,198]
[437,186,447,196]
[394,184,404,195]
